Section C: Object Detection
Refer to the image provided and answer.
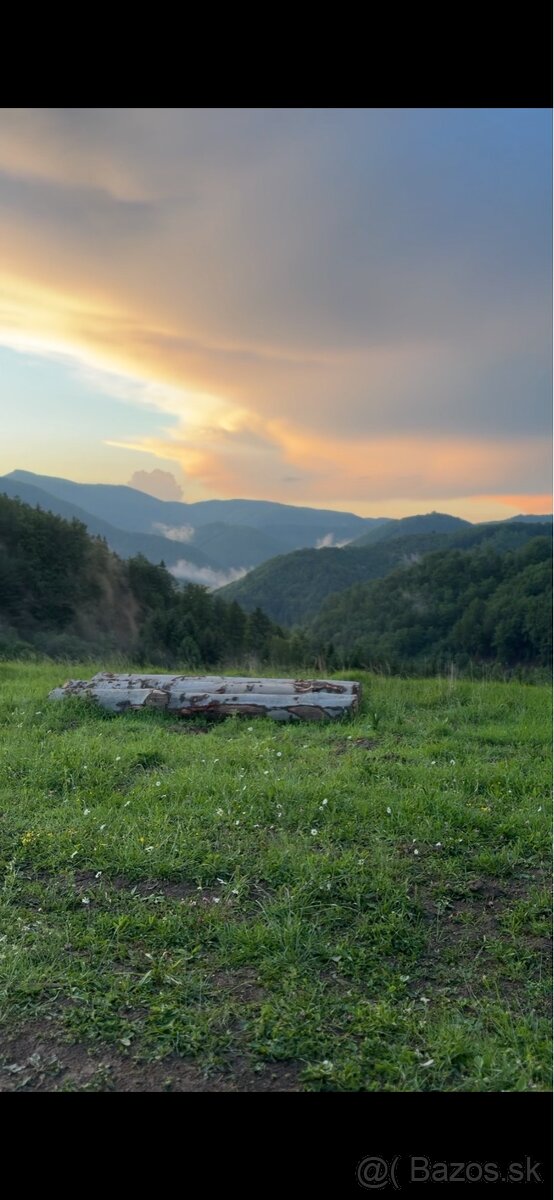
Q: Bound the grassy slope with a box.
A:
[0,661,551,1092]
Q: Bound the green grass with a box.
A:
[0,661,551,1092]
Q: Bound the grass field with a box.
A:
[0,661,551,1092]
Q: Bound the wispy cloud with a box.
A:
[169,560,250,589]
[152,522,195,543]
[315,533,353,548]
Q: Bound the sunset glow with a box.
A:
[0,108,551,518]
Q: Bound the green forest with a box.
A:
[0,492,551,675]
[220,519,552,625]
[0,495,287,666]
[307,537,552,673]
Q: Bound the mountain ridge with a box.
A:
[218,520,553,626]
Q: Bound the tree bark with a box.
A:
[89,672,360,696]
[49,685,168,710]
[49,675,360,719]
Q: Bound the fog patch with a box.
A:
[170,560,250,590]
[153,522,195,543]
[315,532,353,549]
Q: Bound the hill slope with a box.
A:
[349,511,471,548]
[0,493,285,665]
[219,521,552,626]
[0,476,213,570]
[307,535,552,671]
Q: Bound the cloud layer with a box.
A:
[0,109,550,515]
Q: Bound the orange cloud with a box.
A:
[0,110,549,518]
[477,493,553,513]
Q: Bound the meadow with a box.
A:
[0,661,551,1092]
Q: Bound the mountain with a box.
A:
[0,476,213,570]
[6,470,386,551]
[0,492,286,665]
[189,522,286,569]
[498,513,552,524]
[218,521,553,626]
[349,511,471,548]
[306,535,552,672]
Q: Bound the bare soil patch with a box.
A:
[0,1024,302,1092]
[333,737,380,754]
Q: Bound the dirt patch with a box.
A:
[333,737,379,754]
[62,870,224,905]
[20,868,265,912]
[406,870,552,1007]
[208,968,266,1003]
[0,1024,302,1092]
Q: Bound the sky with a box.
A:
[0,107,551,520]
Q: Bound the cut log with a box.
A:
[166,691,356,720]
[89,672,360,696]
[48,675,361,720]
[49,685,168,711]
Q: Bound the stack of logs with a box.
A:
[48,673,361,722]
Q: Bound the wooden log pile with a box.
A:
[48,673,361,721]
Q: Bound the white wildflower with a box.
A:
[81,897,90,906]
[83,808,90,816]
[115,756,121,761]
[311,828,318,836]
[386,806,392,815]
[414,849,419,856]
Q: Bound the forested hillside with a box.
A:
[307,536,553,672]
[348,510,471,548]
[219,521,552,626]
[0,476,214,570]
[0,495,286,665]
[1,493,551,675]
